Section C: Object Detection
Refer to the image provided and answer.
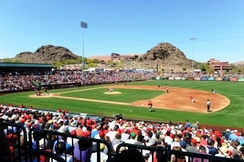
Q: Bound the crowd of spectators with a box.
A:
[1,104,244,162]
[0,70,156,92]
[1,69,243,92]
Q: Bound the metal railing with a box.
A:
[2,121,243,162]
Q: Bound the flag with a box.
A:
[80,21,88,29]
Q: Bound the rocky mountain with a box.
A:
[8,43,196,71]
[14,45,78,63]
[134,42,194,71]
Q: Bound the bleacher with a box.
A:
[1,112,244,162]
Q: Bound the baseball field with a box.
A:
[1,80,244,129]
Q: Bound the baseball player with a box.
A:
[211,89,215,94]
[107,88,113,92]
[207,99,211,112]
[166,86,169,93]
[148,101,153,112]
[190,96,195,103]
[44,87,49,95]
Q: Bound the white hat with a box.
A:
[70,121,78,127]
[218,145,229,157]
[194,137,201,143]
[82,126,87,132]
[35,120,40,124]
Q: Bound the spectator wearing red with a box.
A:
[131,126,140,136]
[103,124,109,135]
[76,124,86,137]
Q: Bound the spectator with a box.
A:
[193,145,210,162]
[171,146,186,162]
[184,120,192,129]
[239,146,244,160]
[206,138,218,156]
[121,128,130,142]
[111,133,122,151]
[104,136,113,154]
[171,135,181,149]
[73,139,92,162]
[52,141,73,162]
[0,118,10,161]
[153,139,169,162]
[186,138,198,153]
[90,143,108,162]
[164,130,173,146]
[191,121,199,130]
[229,131,238,141]
[52,135,72,155]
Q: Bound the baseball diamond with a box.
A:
[30,85,230,113]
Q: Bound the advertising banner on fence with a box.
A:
[215,77,223,81]
[201,77,208,81]
[230,77,238,81]
[169,77,174,80]
[175,77,181,80]
[238,77,244,81]
[223,77,230,81]
[208,77,215,81]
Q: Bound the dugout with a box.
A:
[0,63,53,76]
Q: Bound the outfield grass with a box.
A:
[0,80,244,128]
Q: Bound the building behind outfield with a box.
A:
[0,63,53,76]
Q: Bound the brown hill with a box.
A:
[134,42,194,71]
[14,45,78,63]
[9,43,196,71]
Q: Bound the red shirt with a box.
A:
[148,101,152,107]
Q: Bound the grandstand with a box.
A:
[1,67,244,161]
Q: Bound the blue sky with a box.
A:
[0,1,243,63]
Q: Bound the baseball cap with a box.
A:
[130,132,136,138]
[191,138,197,145]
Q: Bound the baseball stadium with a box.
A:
[1,68,244,161]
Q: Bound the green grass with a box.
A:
[61,87,164,102]
[0,80,244,128]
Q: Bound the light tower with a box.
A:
[80,21,88,76]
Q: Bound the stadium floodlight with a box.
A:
[190,38,196,78]
[80,21,88,76]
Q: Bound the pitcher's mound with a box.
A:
[104,91,121,94]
